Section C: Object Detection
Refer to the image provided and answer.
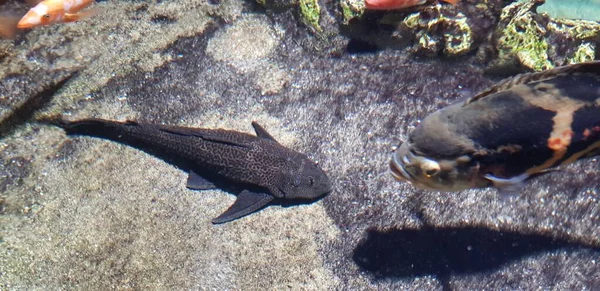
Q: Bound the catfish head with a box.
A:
[273,153,332,200]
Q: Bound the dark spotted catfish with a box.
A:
[42,118,332,223]
[390,61,600,194]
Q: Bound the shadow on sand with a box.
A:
[353,226,600,279]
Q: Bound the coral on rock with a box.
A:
[399,3,473,56]
[482,0,600,72]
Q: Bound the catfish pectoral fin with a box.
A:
[186,170,218,190]
[211,190,274,224]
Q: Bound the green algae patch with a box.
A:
[487,0,600,72]
[340,0,365,24]
[548,19,600,65]
[568,42,596,64]
[299,0,322,33]
[548,18,600,41]
[495,1,552,71]
[442,12,472,56]
[400,4,473,56]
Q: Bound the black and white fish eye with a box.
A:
[420,159,441,178]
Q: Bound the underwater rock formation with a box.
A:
[338,0,504,57]
[2,0,600,289]
[479,0,600,72]
[398,3,473,56]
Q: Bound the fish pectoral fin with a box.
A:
[484,173,529,197]
[186,170,218,190]
[251,122,279,143]
[211,190,274,224]
[64,8,102,23]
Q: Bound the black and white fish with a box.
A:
[390,61,600,194]
[41,118,332,223]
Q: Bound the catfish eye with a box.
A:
[420,159,440,178]
[43,14,50,19]
[309,177,315,186]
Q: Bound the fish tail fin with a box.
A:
[64,7,102,23]
[36,115,126,135]
[35,114,70,127]
[0,14,21,39]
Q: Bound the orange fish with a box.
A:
[365,0,459,10]
[17,0,96,29]
[0,0,96,38]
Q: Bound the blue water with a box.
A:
[538,0,600,21]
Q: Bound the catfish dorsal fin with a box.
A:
[251,121,279,143]
[465,61,600,105]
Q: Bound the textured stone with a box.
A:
[1,0,599,290]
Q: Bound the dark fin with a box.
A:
[160,127,250,148]
[467,61,600,105]
[34,114,69,127]
[251,121,278,142]
[211,190,274,224]
[36,117,127,135]
[186,170,218,190]
[267,185,286,199]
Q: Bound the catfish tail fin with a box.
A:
[35,115,131,136]
[35,114,69,128]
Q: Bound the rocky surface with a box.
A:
[479,0,600,73]
[1,0,600,290]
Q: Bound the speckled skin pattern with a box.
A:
[53,118,332,200]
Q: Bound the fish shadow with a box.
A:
[352,226,600,279]
[1,72,76,139]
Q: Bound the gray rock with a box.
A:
[1,0,599,290]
